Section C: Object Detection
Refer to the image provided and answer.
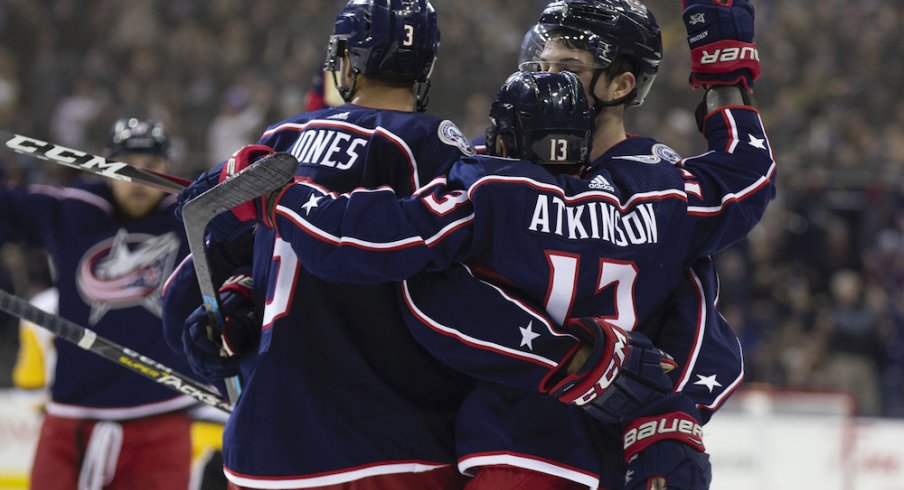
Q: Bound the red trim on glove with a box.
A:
[623,411,705,462]
[219,275,253,301]
[690,39,760,88]
[548,321,629,406]
[220,145,277,222]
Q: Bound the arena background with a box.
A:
[0,1,902,488]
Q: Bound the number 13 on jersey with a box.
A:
[545,251,638,330]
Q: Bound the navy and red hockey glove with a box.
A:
[541,317,677,424]
[622,395,712,490]
[176,145,287,241]
[182,274,259,381]
[682,0,760,91]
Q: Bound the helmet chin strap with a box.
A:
[588,68,636,114]
[332,68,360,103]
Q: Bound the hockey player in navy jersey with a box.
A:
[0,118,195,489]
[161,1,483,488]
[189,0,771,487]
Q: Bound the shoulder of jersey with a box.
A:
[436,119,477,157]
[607,137,682,166]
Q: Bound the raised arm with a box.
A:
[0,184,67,247]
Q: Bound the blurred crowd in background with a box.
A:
[0,0,901,417]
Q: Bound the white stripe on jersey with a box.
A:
[402,280,559,368]
[225,461,451,489]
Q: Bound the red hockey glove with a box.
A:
[683,0,760,91]
[219,145,282,228]
[541,317,677,424]
[176,144,292,241]
[182,274,258,381]
[622,395,712,490]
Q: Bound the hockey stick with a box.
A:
[0,130,190,193]
[181,152,298,403]
[0,289,232,413]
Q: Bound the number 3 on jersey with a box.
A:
[545,251,638,330]
[262,238,301,329]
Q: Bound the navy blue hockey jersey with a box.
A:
[163,104,477,488]
[0,182,195,419]
[270,106,772,384]
[267,106,771,486]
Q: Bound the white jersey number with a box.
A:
[262,238,301,328]
[544,252,638,330]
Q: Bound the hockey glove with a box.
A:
[182,274,259,380]
[176,145,285,241]
[682,0,760,91]
[623,396,712,490]
[541,317,677,424]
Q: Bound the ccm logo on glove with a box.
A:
[573,326,628,406]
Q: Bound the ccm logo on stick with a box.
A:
[6,134,129,177]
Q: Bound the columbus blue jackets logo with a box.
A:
[77,229,181,324]
[613,144,681,165]
[438,120,477,156]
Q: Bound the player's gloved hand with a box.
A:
[176,145,283,241]
[541,317,677,424]
[182,274,259,380]
[682,0,760,91]
[622,396,712,490]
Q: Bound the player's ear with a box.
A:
[609,71,636,101]
[495,137,508,158]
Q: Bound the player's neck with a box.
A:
[589,113,627,161]
[351,86,416,112]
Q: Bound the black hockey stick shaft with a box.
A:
[181,152,298,403]
[0,130,190,193]
[0,289,232,413]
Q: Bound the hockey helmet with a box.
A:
[325,0,439,110]
[104,118,170,159]
[518,24,547,70]
[486,71,594,168]
[537,0,662,106]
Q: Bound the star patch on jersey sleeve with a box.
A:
[748,133,766,150]
[693,373,723,393]
[519,320,542,350]
[301,194,320,215]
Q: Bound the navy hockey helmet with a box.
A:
[325,0,439,111]
[537,0,662,107]
[518,24,547,69]
[104,118,170,159]
[486,71,594,168]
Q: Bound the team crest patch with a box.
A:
[438,120,476,156]
[653,144,681,164]
[77,229,181,324]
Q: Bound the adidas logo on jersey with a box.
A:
[589,175,615,192]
